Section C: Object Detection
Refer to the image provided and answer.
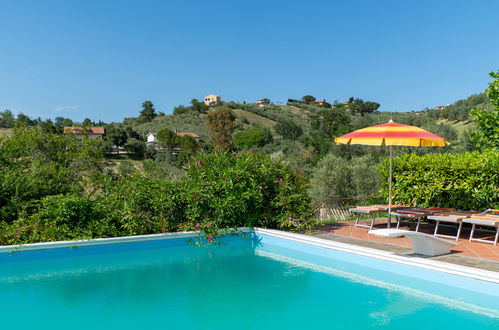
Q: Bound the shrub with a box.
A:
[234,127,273,149]
[180,151,313,233]
[98,176,186,236]
[124,138,146,157]
[0,194,111,245]
[0,151,314,245]
[0,127,103,222]
[275,119,303,139]
[380,150,499,210]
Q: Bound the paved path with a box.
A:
[311,219,499,272]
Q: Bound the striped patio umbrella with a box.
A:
[335,120,449,227]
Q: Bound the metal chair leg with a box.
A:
[456,222,463,241]
[370,215,376,230]
[469,224,476,242]
[433,220,440,236]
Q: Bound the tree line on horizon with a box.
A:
[0,71,497,245]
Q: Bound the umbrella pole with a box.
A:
[387,145,393,228]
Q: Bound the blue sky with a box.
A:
[1,0,498,122]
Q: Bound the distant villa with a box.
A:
[256,98,270,107]
[434,104,450,110]
[63,127,105,140]
[204,94,221,106]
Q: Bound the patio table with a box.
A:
[349,205,410,230]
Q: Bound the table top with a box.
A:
[349,205,410,214]
[463,217,499,226]
[392,207,455,218]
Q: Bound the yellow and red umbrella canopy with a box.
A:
[334,120,449,147]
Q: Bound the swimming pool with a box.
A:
[1,229,498,329]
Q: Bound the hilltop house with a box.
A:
[146,131,201,147]
[434,104,450,110]
[176,132,201,141]
[256,98,270,107]
[204,94,221,106]
[63,127,105,140]
[146,132,158,145]
[314,99,327,106]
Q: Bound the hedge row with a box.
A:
[380,150,498,210]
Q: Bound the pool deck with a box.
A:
[311,219,499,273]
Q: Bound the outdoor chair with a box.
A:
[463,210,499,246]
[427,211,480,241]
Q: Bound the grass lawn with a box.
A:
[232,109,277,128]
[103,153,144,173]
[0,128,12,136]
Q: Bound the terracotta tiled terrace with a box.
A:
[312,217,499,271]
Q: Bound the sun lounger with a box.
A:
[349,205,410,229]
[369,229,457,256]
[392,207,454,232]
[463,211,499,246]
[427,211,480,241]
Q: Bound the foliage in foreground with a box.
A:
[0,127,103,222]
[0,151,313,245]
[381,150,499,210]
[470,71,499,149]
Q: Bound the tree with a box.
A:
[82,118,92,126]
[311,107,351,137]
[469,71,499,149]
[125,138,146,157]
[173,105,190,115]
[105,126,128,154]
[0,110,14,128]
[347,97,380,116]
[139,101,157,122]
[156,128,180,151]
[179,135,199,154]
[39,119,57,134]
[205,108,237,150]
[234,127,273,149]
[0,127,103,222]
[54,117,73,131]
[363,101,381,115]
[190,99,209,113]
[16,113,32,126]
[309,154,380,205]
[275,119,303,140]
[302,95,316,104]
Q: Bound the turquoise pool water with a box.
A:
[0,234,498,329]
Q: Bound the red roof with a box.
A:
[314,100,325,103]
[64,127,105,135]
[176,132,200,138]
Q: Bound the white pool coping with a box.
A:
[255,228,499,284]
[1,228,498,284]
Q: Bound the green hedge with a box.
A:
[380,150,499,210]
